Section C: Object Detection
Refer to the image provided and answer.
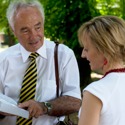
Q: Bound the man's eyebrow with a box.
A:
[20,22,42,31]
[35,22,41,26]
[20,27,28,31]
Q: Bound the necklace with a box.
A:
[102,68,125,78]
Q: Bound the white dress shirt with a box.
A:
[0,39,81,125]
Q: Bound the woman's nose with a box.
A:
[81,49,86,58]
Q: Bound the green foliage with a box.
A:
[42,0,99,57]
[1,0,125,87]
[0,0,18,46]
[0,0,10,33]
[95,0,122,16]
[0,0,125,48]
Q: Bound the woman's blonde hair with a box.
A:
[78,15,125,64]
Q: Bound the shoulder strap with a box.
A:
[54,42,59,97]
[54,42,72,123]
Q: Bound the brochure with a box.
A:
[0,93,29,119]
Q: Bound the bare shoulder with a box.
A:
[81,90,102,120]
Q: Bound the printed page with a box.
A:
[0,93,29,119]
[0,93,17,105]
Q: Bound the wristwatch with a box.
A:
[43,102,52,114]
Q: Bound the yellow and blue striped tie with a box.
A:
[16,52,39,125]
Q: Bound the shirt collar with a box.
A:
[20,40,47,63]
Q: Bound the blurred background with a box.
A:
[0,0,124,90]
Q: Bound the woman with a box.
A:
[78,15,125,125]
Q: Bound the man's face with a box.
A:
[13,7,44,52]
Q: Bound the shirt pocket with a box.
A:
[35,80,56,102]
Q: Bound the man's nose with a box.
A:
[30,29,37,39]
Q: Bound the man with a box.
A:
[0,0,81,125]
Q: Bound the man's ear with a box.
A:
[9,25,16,36]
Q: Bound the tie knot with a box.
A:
[29,52,39,60]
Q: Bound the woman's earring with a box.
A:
[104,59,107,65]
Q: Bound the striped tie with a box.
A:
[16,52,39,125]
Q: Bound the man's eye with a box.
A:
[84,48,88,52]
[21,29,29,34]
[35,26,41,30]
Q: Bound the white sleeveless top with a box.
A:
[79,72,125,125]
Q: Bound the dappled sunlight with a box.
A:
[91,72,103,79]
[0,45,8,52]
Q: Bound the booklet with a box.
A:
[0,93,29,119]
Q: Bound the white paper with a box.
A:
[0,93,17,105]
[0,94,29,119]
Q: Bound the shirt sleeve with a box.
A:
[58,45,81,99]
[0,54,5,93]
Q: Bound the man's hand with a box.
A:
[18,100,47,118]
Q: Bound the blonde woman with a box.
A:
[78,15,125,125]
